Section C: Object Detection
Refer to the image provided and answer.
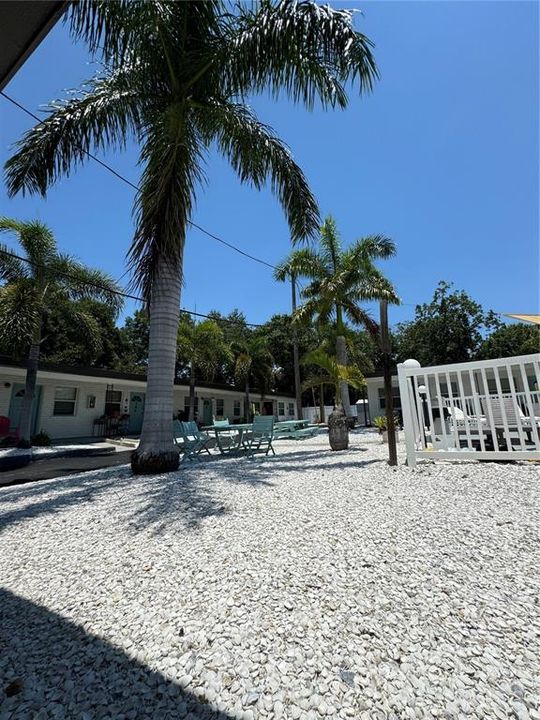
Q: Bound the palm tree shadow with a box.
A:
[0,588,235,719]
[0,467,232,536]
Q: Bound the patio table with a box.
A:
[274,419,317,439]
[202,422,253,454]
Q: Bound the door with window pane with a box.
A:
[128,393,145,433]
[8,383,42,435]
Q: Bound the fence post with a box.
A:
[398,362,418,468]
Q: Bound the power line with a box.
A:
[0,92,419,313]
[0,248,265,327]
[0,90,280,271]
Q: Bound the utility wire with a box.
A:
[1,90,279,271]
[0,92,417,312]
[0,248,266,327]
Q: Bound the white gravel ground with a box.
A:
[1,430,538,720]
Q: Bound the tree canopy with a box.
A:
[393,281,500,366]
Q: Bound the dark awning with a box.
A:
[0,1,67,91]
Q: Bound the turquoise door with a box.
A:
[128,392,145,433]
[202,399,213,425]
[8,383,42,435]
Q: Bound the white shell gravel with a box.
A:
[1,430,538,719]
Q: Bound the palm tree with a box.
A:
[0,218,122,446]
[233,335,274,422]
[276,216,398,418]
[302,348,366,408]
[5,1,379,473]
[302,346,365,451]
[176,316,232,421]
[273,260,303,420]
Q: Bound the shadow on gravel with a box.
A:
[0,442,378,535]
[0,588,235,720]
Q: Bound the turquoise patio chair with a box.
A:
[242,415,275,457]
[175,420,213,461]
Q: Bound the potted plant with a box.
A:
[373,415,400,444]
[302,349,365,451]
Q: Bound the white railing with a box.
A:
[397,354,540,466]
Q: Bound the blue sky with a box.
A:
[0,1,538,328]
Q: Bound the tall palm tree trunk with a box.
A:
[188,362,196,421]
[319,384,325,423]
[335,305,352,416]
[336,334,352,415]
[244,381,250,423]
[132,254,182,474]
[291,274,303,420]
[18,320,41,447]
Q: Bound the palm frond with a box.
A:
[4,67,144,198]
[341,301,378,335]
[195,101,319,241]
[0,242,26,283]
[0,282,39,348]
[346,235,396,265]
[51,255,124,316]
[0,217,57,271]
[129,106,206,297]
[223,1,378,107]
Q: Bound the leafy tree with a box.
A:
[476,323,540,360]
[5,1,378,473]
[176,316,232,420]
[276,216,397,416]
[254,313,318,396]
[0,218,121,446]
[233,335,275,422]
[39,299,124,367]
[206,309,251,385]
[394,281,499,366]
[117,308,150,372]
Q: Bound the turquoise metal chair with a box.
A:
[242,415,275,457]
[174,420,213,461]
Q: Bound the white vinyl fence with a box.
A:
[397,353,540,466]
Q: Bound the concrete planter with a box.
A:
[328,406,349,451]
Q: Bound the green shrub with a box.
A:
[31,430,51,447]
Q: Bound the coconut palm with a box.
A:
[233,335,274,422]
[5,1,379,473]
[275,216,398,418]
[177,316,232,421]
[0,218,122,446]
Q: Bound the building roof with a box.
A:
[504,314,540,326]
[0,1,67,90]
[0,356,296,398]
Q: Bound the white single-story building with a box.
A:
[0,357,297,440]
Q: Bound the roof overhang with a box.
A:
[504,314,540,326]
[0,1,68,91]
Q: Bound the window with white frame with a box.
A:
[215,399,224,417]
[54,386,77,416]
[278,401,285,416]
[288,402,295,416]
[233,400,241,417]
[253,401,261,414]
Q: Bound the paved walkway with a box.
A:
[0,449,132,486]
